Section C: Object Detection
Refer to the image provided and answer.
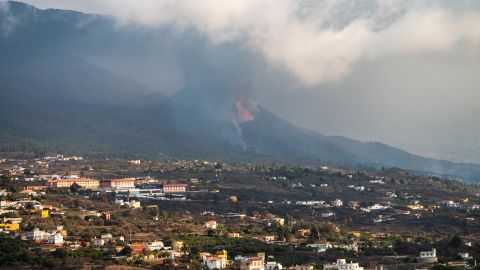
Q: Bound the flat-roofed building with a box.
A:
[336,259,363,270]
[48,178,99,189]
[163,183,187,193]
[205,256,227,269]
[240,257,264,270]
[100,178,135,189]
[419,249,438,263]
[146,240,165,251]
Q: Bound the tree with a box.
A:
[449,235,463,249]
[119,246,132,256]
[0,175,18,193]
[309,227,319,242]
[70,182,81,193]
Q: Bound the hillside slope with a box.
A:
[1,1,480,181]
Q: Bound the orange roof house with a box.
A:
[129,242,145,253]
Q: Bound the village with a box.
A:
[0,155,480,269]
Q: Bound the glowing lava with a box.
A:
[233,96,256,150]
[235,96,255,123]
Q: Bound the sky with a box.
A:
[18,0,480,163]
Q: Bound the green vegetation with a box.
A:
[179,235,268,255]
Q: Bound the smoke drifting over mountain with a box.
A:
[0,1,18,35]
[22,0,480,85]
[8,0,480,163]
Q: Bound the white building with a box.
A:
[420,249,436,258]
[369,179,384,184]
[128,200,141,209]
[336,259,363,270]
[48,233,64,245]
[353,186,365,191]
[368,204,389,211]
[322,212,335,218]
[273,217,285,226]
[100,178,135,190]
[331,199,343,207]
[458,253,470,260]
[235,255,248,261]
[439,201,459,208]
[25,228,49,241]
[307,243,332,252]
[419,249,438,263]
[373,215,384,223]
[289,265,313,270]
[146,240,165,251]
[205,256,226,269]
[93,238,105,246]
[240,256,265,270]
[266,261,283,270]
[205,220,217,229]
[100,233,113,240]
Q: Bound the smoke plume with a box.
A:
[22,0,480,86]
[0,1,18,36]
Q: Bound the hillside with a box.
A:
[1,1,480,181]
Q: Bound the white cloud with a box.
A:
[19,0,480,85]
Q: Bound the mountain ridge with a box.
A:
[1,1,480,182]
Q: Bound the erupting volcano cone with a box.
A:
[235,96,255,123]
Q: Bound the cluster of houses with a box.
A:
[200,250,285,270]
[347,185,365,191]
[22,226,66,245]
[198,211,474,269]
[324,259,363,270]
[42,155,84,162]
[291,199,344,207]
[20,227,185,262]
[3,158,480,269]
[200,251,367,270]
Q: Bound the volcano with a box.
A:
[235,96,256,123]
[2,1,480,181]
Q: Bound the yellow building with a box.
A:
[41,210,49,218]
[227,232,241,238]
[407,204,424,211]
[217,250,228,260]
[172,241,184,252]
[48,178,99,189]
[349,231,361,238]
[0,223,19,231]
